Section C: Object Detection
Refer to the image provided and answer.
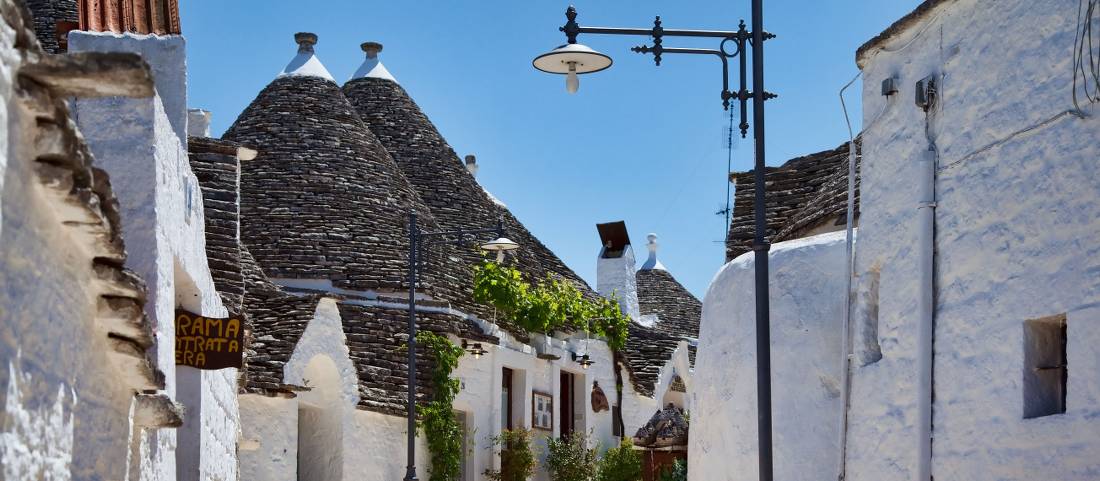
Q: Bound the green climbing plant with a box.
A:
[416,331,466,481]
[472,260,630,350]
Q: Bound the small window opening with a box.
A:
[1023,314,1067,419]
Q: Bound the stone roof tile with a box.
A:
[726,141,858,262]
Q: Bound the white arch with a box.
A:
[653,341,694,411]
[283,298,360,407]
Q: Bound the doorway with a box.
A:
[560,371,575,439]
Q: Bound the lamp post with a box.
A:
[534,5,776,481]
[403,211,518,481]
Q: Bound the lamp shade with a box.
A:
[480,237,519,252]
[533,43,613,75]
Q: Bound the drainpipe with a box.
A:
[916,80,938,481]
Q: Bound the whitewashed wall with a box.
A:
[597,244,641,320]
[69,31,238,481]
[848,1,1100,479]
[238,394,298,481]
[619,365,658,439]
[0,29,130,479]
[689,232,848,481]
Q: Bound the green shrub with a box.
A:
[484,428,536,481]
[545,432,599,481]
[596,439,643,481]
[658,459,687,481]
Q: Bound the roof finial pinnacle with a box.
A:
[361,41,383,58]
[295,32,318,53]
[640,233,666,270]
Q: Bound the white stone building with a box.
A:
[692,1,1100,480]
[1,0,244,479]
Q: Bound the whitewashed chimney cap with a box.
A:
[279,32,335,81]
[640,233,666,271]
[351,40,397,82]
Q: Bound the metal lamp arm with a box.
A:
[560,6,773,133]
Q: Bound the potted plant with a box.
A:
[485,428,536,481]
[545,431,598,481]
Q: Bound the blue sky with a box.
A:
[182,1,920,298]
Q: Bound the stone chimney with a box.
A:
[295,32,317,53]
[362,41,383,58]
[187,109,211,138]
[351,40,397,82]
[465,155,478,177]
[639,233,667,270]
[595,221,640,320]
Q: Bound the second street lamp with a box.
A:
[403,211,518,481]
[533,5,776,481]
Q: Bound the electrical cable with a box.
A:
[1073,0,1100,113]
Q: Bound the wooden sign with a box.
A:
[175,309,243,369]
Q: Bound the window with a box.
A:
[1023,314,1067,419]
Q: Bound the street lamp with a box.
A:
[532,43,612,93]
[534,5,777,481]
[403,211,519,481]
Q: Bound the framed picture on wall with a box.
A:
[532,391,553,431]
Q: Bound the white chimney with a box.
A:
[595,221,640,320]
[187,109,211,138]
[465,154,479,177]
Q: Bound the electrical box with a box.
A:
[881,77,898,96]
[915,75,936,110]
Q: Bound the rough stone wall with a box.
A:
[22,0,76,53]
[689,232,848,481]
[847,0,1100,479]
[188,137,244,313]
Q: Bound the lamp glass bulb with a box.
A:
[566,63,579,94]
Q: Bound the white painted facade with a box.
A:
[689,232,848,481]
[691,1,1100,480]
[848,1,1100,479]
[67,30,239,481]
[235,290,629,481]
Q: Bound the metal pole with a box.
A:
[404,211,419,481]
[750,1,773,481]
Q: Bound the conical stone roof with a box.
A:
[342,43,593,294]
[223,34,456,294]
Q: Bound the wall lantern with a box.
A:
[462,340,488,359]
[572,352,594,370]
